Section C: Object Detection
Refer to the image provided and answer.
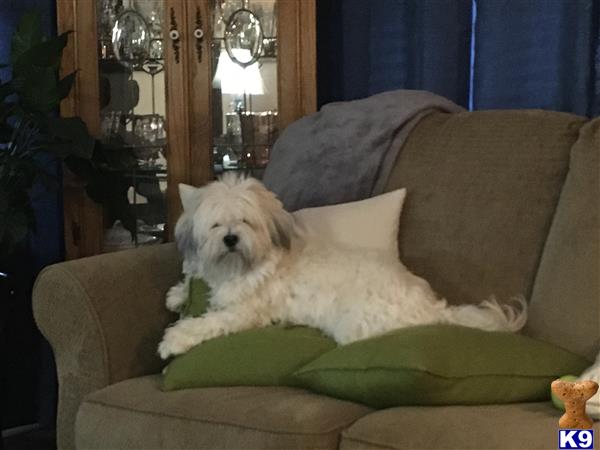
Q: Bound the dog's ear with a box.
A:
[179,183,199,212]
[174,213,198,262]
[241,177,295,249]
[243,178,295,249]
[270,208,295,250]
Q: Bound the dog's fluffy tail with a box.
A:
[441,296,527,332]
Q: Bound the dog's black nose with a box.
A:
[223,234,239,248]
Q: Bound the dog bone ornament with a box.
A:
[551,379,599,429]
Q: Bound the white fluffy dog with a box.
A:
[158,175,527,359]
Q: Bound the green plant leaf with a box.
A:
[0,123,13,144]
[16,66,59,112]
[13,32,71,76]
[57,71,77,100]
[43,117,95,159]
[0,81,15,101]
[0,102,18,127]
[64,155,94,180]
[0,190,34,256]
[10,12,43,65]
[85,170,136,235]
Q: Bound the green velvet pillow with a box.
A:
[162,278,336,390]
[163,326,336,390]
[292,325,591,408]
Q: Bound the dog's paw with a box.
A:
[165,283,187,312]
[157,325,196,359]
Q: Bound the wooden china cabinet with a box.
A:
[57,0,316,259]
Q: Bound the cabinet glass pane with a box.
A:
[212,0,278,179]
[97,0,168,252]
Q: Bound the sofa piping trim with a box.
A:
[340,435,400,450]
[55,265,111,387]
[81,398,369,437]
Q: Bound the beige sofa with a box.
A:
[34,110,599,450]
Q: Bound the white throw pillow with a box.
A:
[292,188,407,257]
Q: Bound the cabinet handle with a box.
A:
[169,7,181,64]
[194,7,204,63]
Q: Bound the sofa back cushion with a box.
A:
[525,119,599,360]
[384,110,585,308]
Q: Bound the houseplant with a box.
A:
[0,12,137,266]
[0,12,94,261]
[0,11,138,439]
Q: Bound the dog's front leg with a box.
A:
[158,306,272,359]
[165,276,191,313]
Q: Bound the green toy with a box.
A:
[179,278,211,318]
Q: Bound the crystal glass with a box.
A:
[112,10,150,68]
[224,9,263,67]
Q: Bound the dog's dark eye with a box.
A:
[211,223,220,229]
[242,219,250,225]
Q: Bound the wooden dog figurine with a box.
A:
[551,379,599,429]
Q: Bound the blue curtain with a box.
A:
[317,0,600,117]
[318,0,474,107]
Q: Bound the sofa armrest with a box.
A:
[33,243,181,450]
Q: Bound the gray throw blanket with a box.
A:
[263,90,464,211]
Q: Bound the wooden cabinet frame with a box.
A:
[57,0,316,259]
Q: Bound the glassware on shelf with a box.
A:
[112,9,150,68]
[143,117,156,143]
[134,0,164,60]
[212,0,278,179]
[214,0,244,38]
[225,112,242,137]
[128,114,167,167]
[155,116,166,140]
[134,0,163,33]
[224,9,264,67]
[98,1,168,252]
[222,146,242,170]
[148,38,163,60]
[239,110,278,167]
[103,219,162,252]
[100,111,125,141]
[98,0,123,59]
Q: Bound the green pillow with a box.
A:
[292,325,591,408]
[163,326,336,390]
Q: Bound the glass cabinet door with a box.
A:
[58,0,314,259]
[211,0,278,179]
[96,0,168,252]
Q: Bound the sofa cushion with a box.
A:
[384,110,586,306]
[339,402,600,450]
[525,118,600,360]
[76,375,371,450]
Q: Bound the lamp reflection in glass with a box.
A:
[213,48,264,98]
[213,48,265,170]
